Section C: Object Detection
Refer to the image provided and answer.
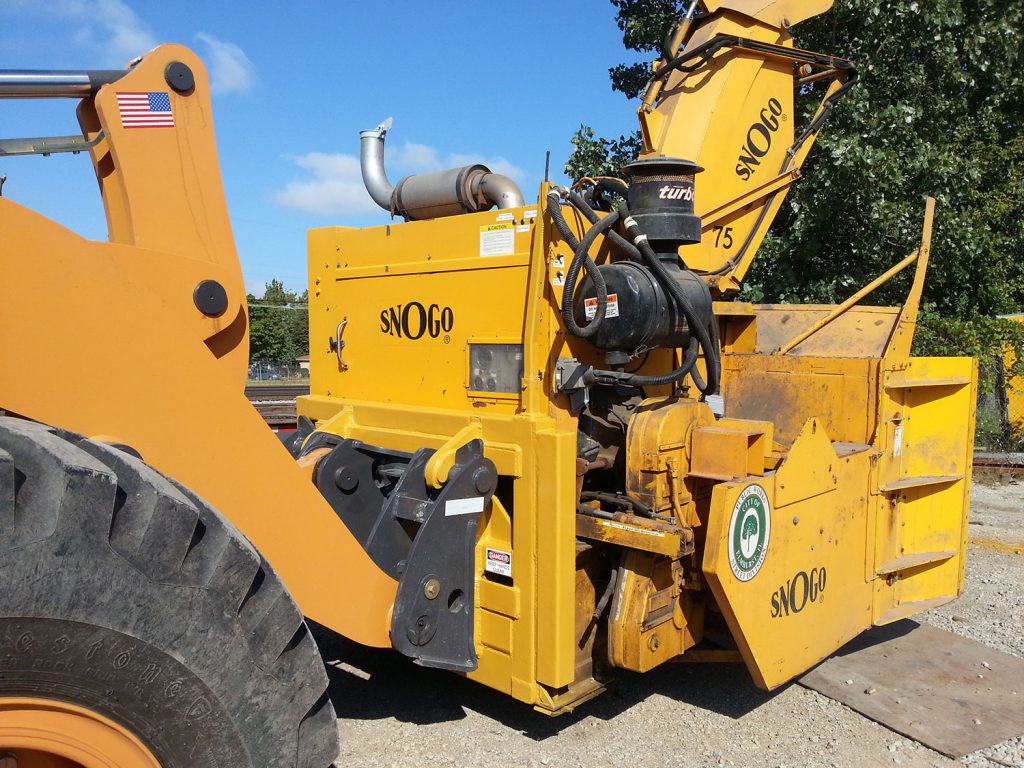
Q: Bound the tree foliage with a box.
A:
[567,0,1024,320]
[757,0,1024,319]
[247,279,308,365]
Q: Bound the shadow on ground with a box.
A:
[311,623,782,741]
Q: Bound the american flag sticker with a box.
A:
[117,92,174,128]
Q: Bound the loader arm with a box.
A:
[0,45,396,648]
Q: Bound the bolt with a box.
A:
[648,635,660,651]
[793,516,800,525]
[333,466,358,493]
[473,465,497,495]
[423,578,440,600]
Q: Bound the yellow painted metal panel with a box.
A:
[722,354,879,445]
[773,418,838,506]
[307,219,532,415]
[479,611,513,655]
[871,357,978,624]
[534,428,577,689]
[752,305,901,357]
[703,442,874,689]
[703,0,834,27]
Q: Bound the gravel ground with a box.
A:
[322,480,1024,768]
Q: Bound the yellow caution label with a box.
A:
[480,223,516,257]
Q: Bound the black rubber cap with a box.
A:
[193,280,228,317]
[165,61,195,94]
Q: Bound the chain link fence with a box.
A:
[975,355,1024,453]
[247,362,309,383]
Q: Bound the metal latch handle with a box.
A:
[328,317,349,371]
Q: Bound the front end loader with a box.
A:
[0,1,976,765]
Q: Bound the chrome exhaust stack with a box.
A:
[359,117,524,221]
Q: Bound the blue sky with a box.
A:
[1,1,648,294]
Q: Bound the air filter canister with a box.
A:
[622,157,703,251]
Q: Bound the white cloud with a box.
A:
[275,152,379,217]
[390,142,442,174]
[195,33,255,94]
[93,0,155,62]
[3,0,154,65]
[275,141,529,218]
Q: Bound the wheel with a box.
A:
[0,418,340,767]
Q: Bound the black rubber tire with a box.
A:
[0,417,340,767]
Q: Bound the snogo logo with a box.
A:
[379,302,454,340]
[770,567,827,618]
[735,97,785,181]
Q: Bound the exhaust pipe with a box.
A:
[359,117,525,221]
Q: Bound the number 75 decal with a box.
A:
[713,225,734,250]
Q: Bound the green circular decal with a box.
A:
[728,484,771,582]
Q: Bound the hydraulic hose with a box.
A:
[622,337,700,388]
[547,189,582,250]
[561,210,621,338]
[551,189,721,394]
[549,189,611,339]
[569,191,641,262]
[592,177,630,212]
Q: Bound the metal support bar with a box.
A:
[0,69,125,98]
[797,67,843,87]
[0,132,106,158]
[776,248,921,355]
[884,197,937,359]
[640,0,700,111]
[699,167,801,228]
[644,34,855,97]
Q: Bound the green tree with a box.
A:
[248,279,309,365]
[741,514,758,546]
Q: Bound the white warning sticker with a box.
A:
[893,423,904,457]
[516,224,531,233]
[583,293,619,320]
[445,496,485,516]
[480,223,515,257]
[496,212,515,221]
[485,547,513,577]
[600,520,666,538]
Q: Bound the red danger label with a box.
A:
[485,547,512,577]
[583,293,619,320]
